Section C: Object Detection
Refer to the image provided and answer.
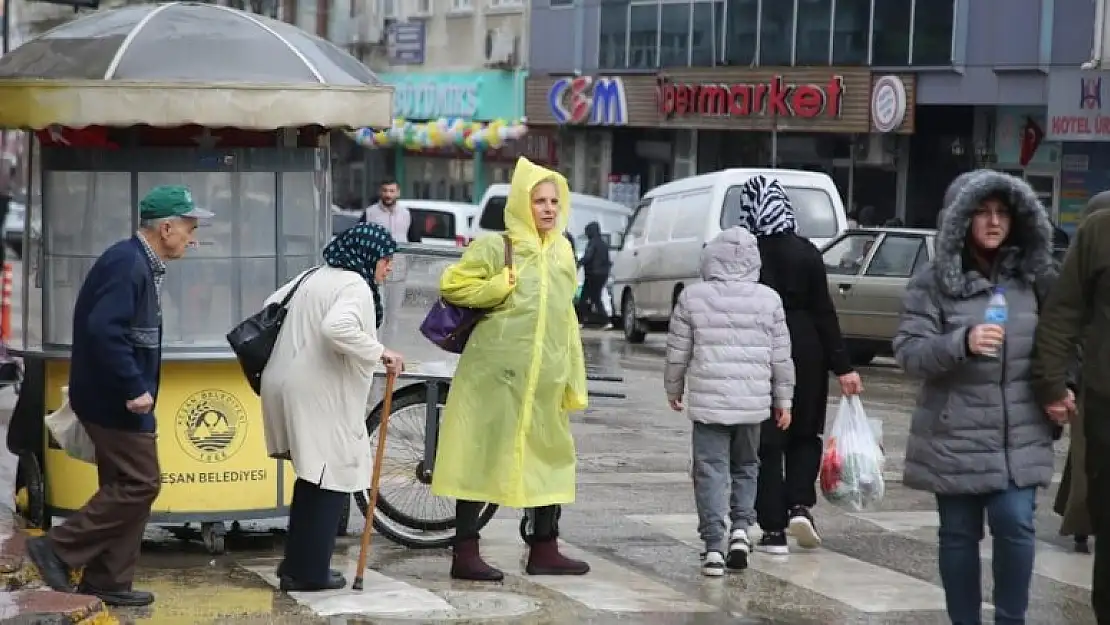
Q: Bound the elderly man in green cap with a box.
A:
[24,185,212,607]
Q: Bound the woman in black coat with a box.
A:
[734,175,863,554]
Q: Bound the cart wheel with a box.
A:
[15,452,46,530]
[355,382,498,549]
[201,522,226,555]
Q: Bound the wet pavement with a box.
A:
[0,331,1097,624]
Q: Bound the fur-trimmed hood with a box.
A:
[934,169,1054,298]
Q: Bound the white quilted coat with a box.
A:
[664,227,795,425]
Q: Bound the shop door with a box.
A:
[1024,172,1058,222]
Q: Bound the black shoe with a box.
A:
[787,506,822,549]
[25,536,73,592]
[277,562,344,583]
[78,583,155,607]
[726,528,752,570]
[757,531,789,555]
[279,574,347,592]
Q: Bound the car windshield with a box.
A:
[721,185,839,239]
[478,196,508,231]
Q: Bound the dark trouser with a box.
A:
[1085,389,1110,623]
[457,500,560,541]
[281,478,348,586]
[935,484,1036,625]
[49,422,160,591]
[755,417,822,532]
[577,273,608,323]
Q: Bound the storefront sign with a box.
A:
[871,75,908,133]
[1047,69,1110,141]
[379,71,524,121]
[657,75,844,120]
[548,76,628,125]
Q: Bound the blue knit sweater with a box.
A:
[68,237,163,432]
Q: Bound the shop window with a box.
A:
[795,0,833,65]
[659,2,691,66]
[871,0,911,65]
[628,3,659,69]
[758,0,794,65]
[911,0,954,65]
[723,0,757,66]
[832,0,869,64]
[690,1,723,66]
[598,1,629,69]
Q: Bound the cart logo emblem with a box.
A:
[175,390,248,463]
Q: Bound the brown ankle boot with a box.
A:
[525,538,590,576]
[450,538,504,582]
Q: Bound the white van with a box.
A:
[611,168,849,343]
[471,184,633,253]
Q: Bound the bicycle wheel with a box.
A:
[354,381,498,549]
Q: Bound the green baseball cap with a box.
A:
[139,185,214,220]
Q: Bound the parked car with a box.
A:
[820,227,936,365]
[613,168,850,344]
[472,184,632,247]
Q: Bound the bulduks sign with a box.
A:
[377,71,524,122]
[658,75,845,120]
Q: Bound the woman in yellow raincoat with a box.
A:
[431,157,589,581]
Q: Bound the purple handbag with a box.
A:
[420,235,513,354]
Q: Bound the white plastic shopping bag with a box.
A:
[44,386,96,465]
[819,395,885,511]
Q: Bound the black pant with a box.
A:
[755,417,823,532]
[577,273,608,323]
[281,478,348,585]
[457,500,560,541]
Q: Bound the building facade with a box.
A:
[528,0,1099,227]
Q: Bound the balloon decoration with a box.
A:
[351,117,529,152]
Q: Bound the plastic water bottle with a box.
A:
[982,287,1008,358]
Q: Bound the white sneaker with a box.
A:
[700,551,725,577]
[726,529,751,570]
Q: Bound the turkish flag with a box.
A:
[1019,117,1044,168]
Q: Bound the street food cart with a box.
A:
[0,2,393,554]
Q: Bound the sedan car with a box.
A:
[821,227,936,365]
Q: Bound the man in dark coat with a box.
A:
[576,222,611,325]
[24,186,211,607]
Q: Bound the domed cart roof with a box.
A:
[0,2,392,130]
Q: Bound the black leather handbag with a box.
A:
[227,267,319,395]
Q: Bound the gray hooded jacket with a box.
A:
[893,170,1056,495]
[664,228,795,425]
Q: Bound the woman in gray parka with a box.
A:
[893,169,1061,625]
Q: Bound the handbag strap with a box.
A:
[279,267,320,308]
[502,234,513,269]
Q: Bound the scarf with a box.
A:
[322,223,398,327]
[736,175,797,237]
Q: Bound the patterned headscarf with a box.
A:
[322,223,398,327]
[736,175,797,237]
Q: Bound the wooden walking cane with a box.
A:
[352,369,397,591]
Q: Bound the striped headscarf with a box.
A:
[736,175,797,237]
[322,223,398,327]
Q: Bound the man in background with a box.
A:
[360,178,419,345]
[24,186,211,607]
[577,222,612,328]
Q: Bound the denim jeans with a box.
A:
[936,484,1037,625]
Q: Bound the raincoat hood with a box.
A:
[505,157,572,248]
[701,227,762,282]
[934,169,1053,297]
[1083,189,1110,220]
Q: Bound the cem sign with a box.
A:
[657,75,844,119]
[548,76,628,125]
[393,81,480,120]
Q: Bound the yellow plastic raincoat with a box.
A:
[430,157,588,508]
